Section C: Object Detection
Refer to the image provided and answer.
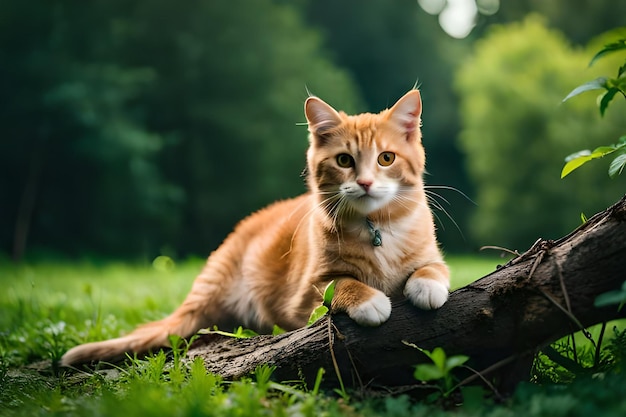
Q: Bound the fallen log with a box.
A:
[186,194,626,394]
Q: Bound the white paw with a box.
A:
[404,279,449,310]
[347,290,392,326]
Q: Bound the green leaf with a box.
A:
[272,324,286,335]
[592,146,620,154]
[561,154,593,178]
[414,364,446,381]
[307,305,328,325]
[616,77,626,94]
[199,326,258,338]
[445,354,470,371]
[254,364,276,389]
[595,289,626,308]
[235,326,259,338]
[564,149,592,162]
[580,212,588,224]
[562,77,607,102]
[561,146,618,178]
[589,40,626,67]
[609,152,626,178]
[429,347,447,370]
[323,280,336,307]
[600,88,620,116]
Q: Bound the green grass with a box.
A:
[0,258,205,366]
[1,256,625,416]
[446,254,502,289]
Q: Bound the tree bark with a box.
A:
[187,194,626,394]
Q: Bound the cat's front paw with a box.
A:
[346,290,391,326]
[404,278,448,310]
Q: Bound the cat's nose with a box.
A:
[357,179,373,192]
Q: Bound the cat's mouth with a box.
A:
[335,184,394,215]
[348,192,391,215]
[353,191,377,204]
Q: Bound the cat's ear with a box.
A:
[387,90,422,140]
[304,97,342,136]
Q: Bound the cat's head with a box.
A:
[304,90,426,220]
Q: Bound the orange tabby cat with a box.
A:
[61,89,449,366]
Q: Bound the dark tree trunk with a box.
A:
[12,130,48,262]
[187,195,626,395]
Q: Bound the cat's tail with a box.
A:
[61,246,239,366]
[60,298,211,366]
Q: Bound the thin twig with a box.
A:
[457,365,503,402]
[555,258,573,313]
[538,289,594,344]
[541,345,585,374]
[454,354,518,387]
[528,250,545,281]
[327,317,348,397]
[594,321,608,370]
[479,246,520,257]
[553,257,581,362]
[570,333,579,364]
[331,321,364,390]
[527,241,592,367]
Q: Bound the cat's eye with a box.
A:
[336,153,354,168]
[377,152,396,166]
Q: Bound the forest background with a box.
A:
[2,0,625,263]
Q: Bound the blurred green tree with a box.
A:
[455,16,626,250]
[116,0,362,256]
[0,1,178,260]
[0,0,362,260]
[492,0,626,45]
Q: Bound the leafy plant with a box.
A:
[403,342,469,396]
[167,334,199,384]
[561,34,626,178]
[531,319,626,387]
[199,325,260,339]
[604,326,626,372]
[456,16,625,250]
[198,323,286,339]
[307,280,336,325]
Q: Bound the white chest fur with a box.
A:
[360,214,423,292]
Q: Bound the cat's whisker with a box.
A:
[425,194,447,214]
[425,189,451,207]
[395,186,466,239]
[334,201,346,249]
[283,193,342,258]
[390,195,415,213]
[329,194,356,250]
[424,185,476,205]
[394,192,465,237]
[425,193,465,238]
[398,193,450,231]
[393,191,423,208]
[383,205,393,237]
